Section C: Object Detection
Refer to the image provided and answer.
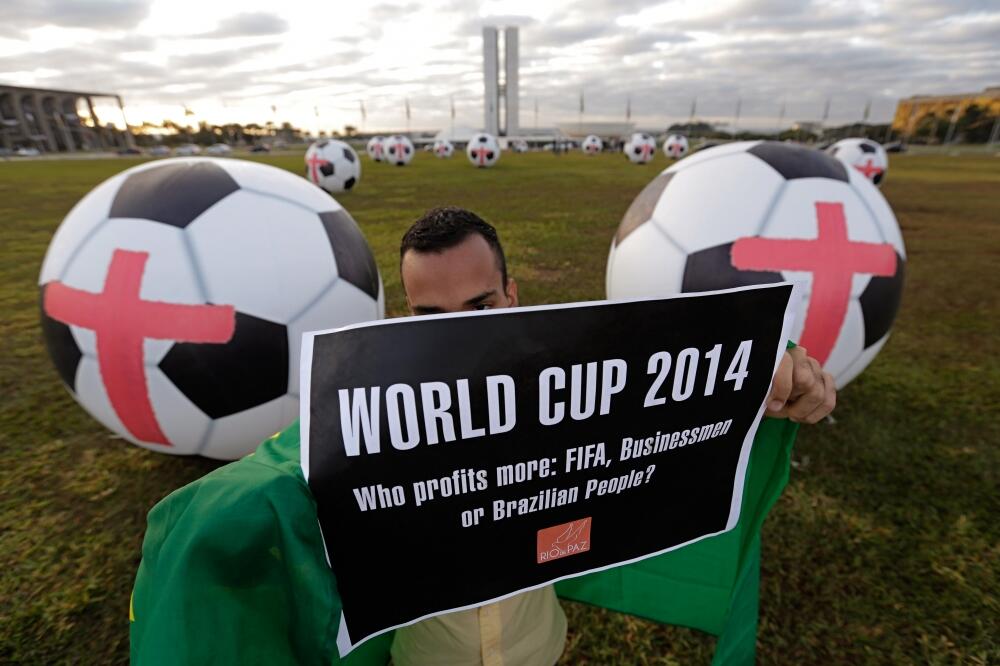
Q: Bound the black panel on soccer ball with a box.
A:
[159,312,289,418]
[320,162,335,177]
[109,161,240,229]
[748,142,849,182]
[681,242,784,293]
[343,147,355,163]
[39,286,82,391]
[858,252,905,347]
[344,177,356,190]
[859,141,876,153]
[318,210,380,299]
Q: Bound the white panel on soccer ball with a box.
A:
[662,135,688,159]
[287,278,383,395]
[74,356,130,440]
[828,138,888,186]
[220,157,339,214]
[367,136,385,161]
[822,299,865,381]
[653,152,784,253]
[39,172,128,284]
[582,135,602,154]
[199,394,298,460]
[846,167,906,256]
[467,133,501,167]
[145,367,212,454]
[606,222,686,300]
[433,140,454,158]
[836,334,889,389]
[59,218,204,362]
[665,141,761,175]
[187,190,338,323]
[305,140,361,193]
[384,135,415,165]
[760,179,883,245]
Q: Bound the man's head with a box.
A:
[400,206,518,315]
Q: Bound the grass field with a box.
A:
[1,149,997,664]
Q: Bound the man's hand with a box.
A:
[765,346,836,424]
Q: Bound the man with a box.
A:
[393,207,832,665]
[130,207,834,665]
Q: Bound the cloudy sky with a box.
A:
[0,0,997,133]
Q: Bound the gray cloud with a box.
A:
[0,0,151,37]
[196,12,289,38]
[169,43,281,70]
[1,0,997,130]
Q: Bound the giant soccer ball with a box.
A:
[305,139,361,193]
[625,133,656,164]
[606,141,905,388]
[433,139,454,158]
[467,133,501,167]
[366,136,385,162]
[384,135,414,166]
[39,157,385,459]
[662,134,689,159]
[582,135,603,155]
[827,138,888,186]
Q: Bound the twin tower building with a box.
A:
[483,27,519,137]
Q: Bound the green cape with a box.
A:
[131,417,797,665]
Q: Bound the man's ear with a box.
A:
[505,277,519,307]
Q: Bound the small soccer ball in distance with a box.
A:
[366,136,385,162]
[305,139,361,193]
[827,138,888,186]
[625,133,656,164]
[433,140,454,158]
[466,133,501,168]
[383,135,415,166]
[606,141,905,388]
[38,157,384,459]
[511,140,529,153]
[582,135,603,155]
[662,134,689,159]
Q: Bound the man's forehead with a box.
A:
[401,234,501,279]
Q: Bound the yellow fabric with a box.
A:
[390,585,566,666]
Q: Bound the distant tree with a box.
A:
[954,104,994,143]
[667,121,716,136]
[343,125,358,137]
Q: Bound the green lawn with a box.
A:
[1,149,997,664]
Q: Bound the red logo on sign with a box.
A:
[537,518,591,564]
[43,249,236,445]
[730,201,897,364]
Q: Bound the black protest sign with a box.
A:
[301,284,795,655]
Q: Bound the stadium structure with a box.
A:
[892,86,1000,139]
[0,83,135,153]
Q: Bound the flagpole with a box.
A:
[776,100,785,137]
[733,98,741,137]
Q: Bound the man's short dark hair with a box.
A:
[400,206,508,285]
